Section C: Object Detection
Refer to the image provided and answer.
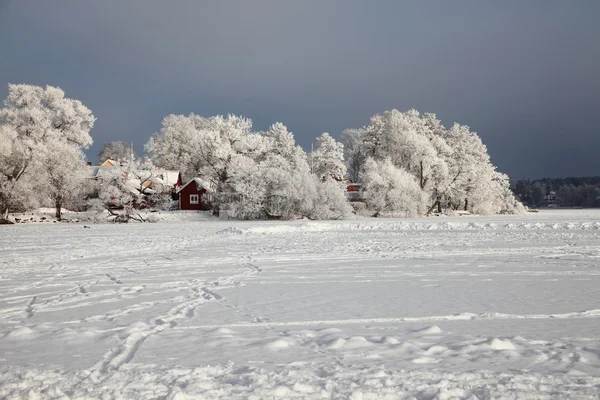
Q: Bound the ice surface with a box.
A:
[1,210,600,398]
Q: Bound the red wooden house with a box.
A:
[177,177,213,210]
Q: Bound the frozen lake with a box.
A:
[1,210,600,398]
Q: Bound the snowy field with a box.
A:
[1,210,600,399]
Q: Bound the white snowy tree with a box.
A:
[92,167,147,222]
[440,122,523,214]
[346,109,523,216]
[0,124,31,219]
[97,141,134,164]
[145,114,208,180]
[43,142,90,220]
[360,158,428,217]
[148,115,352,221]
[147,113,255,213]
[0,84,95,219]
[310,178,353,220]
[225,153,267,220]
[362,110,449,198]
[310,132,346,181]
[125,157,159,195]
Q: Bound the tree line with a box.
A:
[0,84,522,222]
[514,177,600,208]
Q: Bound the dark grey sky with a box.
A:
[1,1,599,179]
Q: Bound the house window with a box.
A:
[190,194,199,204]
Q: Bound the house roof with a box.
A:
[176,177,213,194]
[87,166,120,178]
[87,166,100,178]
[101,158,123,167]
[157,171,180,186]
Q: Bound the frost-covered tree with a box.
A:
[92,168,147,222]
[225,153,267,219]
[148,114,350,220]
[362,110,449,199]
[346,109,522,216]
[43,143,89,220]
[442,123,509,213]
[311,132,346,181]
[0,124,30,218]
[360,158,428,217]
[310,179,353,220]
[249,124,321,219]
[222,123,325,220]
[97,141,134,163]
[0,84,95,219]
[125,157,159,195]
[145,114,208,180]
[146,113,254,205]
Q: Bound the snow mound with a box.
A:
[344,336,374,349]
[264,338,296,351]
[326,336,374,350]
[414,325,443,335]
[4,326,36,339]
[412,356,440,364]
[51,327,98,340]
[450,312,478,320]
[210,327,237,336]
[380,336,400,345]
[326,338,347,350]
[425,345,448,355]
[487,338,517,351]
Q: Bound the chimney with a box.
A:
[86,161,92,166]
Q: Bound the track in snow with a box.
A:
[1,210,600,399]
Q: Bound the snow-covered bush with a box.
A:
[309,179,353,220]
[360,158,428,217]
[145,213,160,223]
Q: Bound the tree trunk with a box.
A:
[437,200,442,214]
[464,198,469,211]
[426,200,440,215]
[2,207,8,220]
[55,196,62,220]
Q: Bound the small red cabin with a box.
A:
[177,178,212,210]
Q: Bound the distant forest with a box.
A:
[513,177,600,208]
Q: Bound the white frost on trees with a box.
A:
[43,143,90,220]
[147,116,350,220]
[360,158,428,217]
[0,86,521,221]
[348,109,523,216]
[0,84,95,219]
[97,141,134,164]
[311,132,346,182]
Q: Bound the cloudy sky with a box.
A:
[1,0,599,179]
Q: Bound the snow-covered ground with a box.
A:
[1,210,600,399]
